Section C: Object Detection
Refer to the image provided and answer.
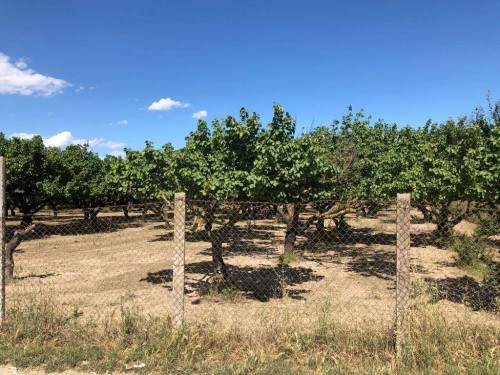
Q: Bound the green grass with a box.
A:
[203,280,242,301]
[442,233,494,277]
[0,293,498,374]
[278,251,303,265]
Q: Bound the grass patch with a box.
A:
[278,252,303,265]
[0,293,498,374]
[442,233,494,277]
[202,279,243,302]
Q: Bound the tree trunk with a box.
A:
[90,209,99,224]
[205,221,212,233]
[83,208,100,225]
[10,207,15,216]
[5,225,36,279]
[316,218,325,235]
[51,204,58,218]
[333,215,349,233]
[417,203,431,222]
[122,206,129,219]
[436,205,452,239]
[210,230,228,289]
[141,206,148,221]
[283,204,300,254]
[21,208,32,227]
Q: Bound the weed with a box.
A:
[0,292,498,374]
[278,252,303,265]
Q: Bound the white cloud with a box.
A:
[148,97,191,111]
[44,132,106,148]
[192,110,207,119]
[10,132,37,139]
[0,52,71,96]
[15,58,28,69]
[8,131,124,150]
[44,131,75,147]
[108,150,126,158]
[75,86,84,93]
[85,138,106,147]
[104,140,126,149]
[111,120,128,126]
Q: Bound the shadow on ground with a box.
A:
[425,275,499,311]
[141,261,323,302]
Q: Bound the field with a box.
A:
[5,203,499,329]
[1,202,499,373]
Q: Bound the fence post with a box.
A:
[396,193,411,356]
[0,157,6,325]
[172,192,186,331]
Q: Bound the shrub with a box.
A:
[444,234,493,271]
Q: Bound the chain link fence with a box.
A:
[410,201,500,328]
[1,194,499,336]
[4,202,173,318]
[178,197,399,331]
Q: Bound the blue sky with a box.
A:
[1,0,499,156]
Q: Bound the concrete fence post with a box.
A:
[0,157,6,325]
[396,193,411,355]
[172,192,186,331]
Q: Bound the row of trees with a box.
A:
[1,100,499,282]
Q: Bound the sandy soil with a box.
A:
[5,205,499,330]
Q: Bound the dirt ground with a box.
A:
[5,204,499,330]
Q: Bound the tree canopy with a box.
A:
[1,99,499,224]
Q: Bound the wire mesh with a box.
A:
[5,197,497,332]
[5,202,174,318]
[179,199,398,330]
[410,201,499,327]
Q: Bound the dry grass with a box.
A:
[2,205,499,373]
[0,292,498,374]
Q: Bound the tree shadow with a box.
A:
[141,261,323,302]
[425,276,499,311]
[150,221,283,245]
[9,215,159,242]
[299,227,428,281]
[345,249,427,281]
[301,227,396,252]
[15,272,56,280]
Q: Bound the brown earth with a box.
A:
[5,205,499,330]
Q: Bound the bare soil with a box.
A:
[5,206,499,330]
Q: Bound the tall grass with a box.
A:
[0,293,498,374]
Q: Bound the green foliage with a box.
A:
[58,144,109,208]
[278,252,302,265]
[249,104,332,203]
[442,234,493,275]
[0,134,59,220]
[108,141,176,202]
[177,108,262,200]
[2,99,500,227]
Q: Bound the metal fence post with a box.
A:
[0,157,6,325]
[172,192,186,331]
[396,193,411,355]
